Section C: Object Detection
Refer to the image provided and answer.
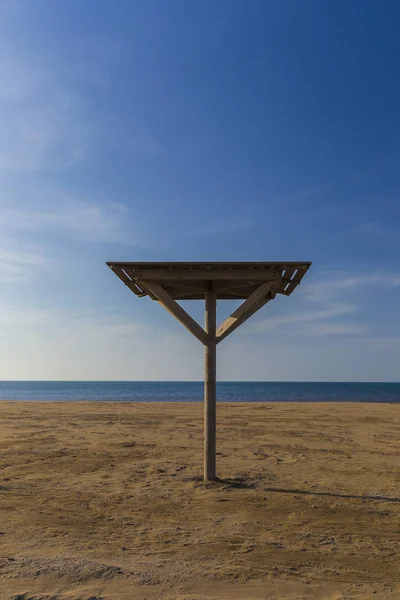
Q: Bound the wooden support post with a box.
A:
[204,283,217,481]
[137,280,208,345]
[216,281,275,344]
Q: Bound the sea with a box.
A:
[0,381,399,403]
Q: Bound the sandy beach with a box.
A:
[0,401,399,599]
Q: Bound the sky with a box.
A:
[1,0,400,382]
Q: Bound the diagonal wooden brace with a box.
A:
[216,281,276,344]
[138,280,209,345]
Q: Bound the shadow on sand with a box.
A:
[213,477,257,489]
[263,487,400,503]
[187,476,399,501]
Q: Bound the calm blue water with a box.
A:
[0,381,399,403]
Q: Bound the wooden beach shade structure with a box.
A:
[106,261,311,481]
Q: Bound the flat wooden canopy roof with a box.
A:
[107,261,311,300]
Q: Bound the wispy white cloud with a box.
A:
[0,23,159,267]
[65,316,146,339]
[0,305,142,335]
[303,323,366,337]
[0,55,88,172]
[354,222,400,246]
[0,244,52,282]
[247,302,355,334]
[301,272,400,304]
[0,26,161,172]
[0,198,134,243]
[0,196,143,282]
[245,271,400,338]
[0,45,154,247]
[291,182,331,200]
[195,214,253,236]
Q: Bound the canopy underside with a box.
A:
[106,261,311,300]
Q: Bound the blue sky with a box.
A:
[1,0,400,381]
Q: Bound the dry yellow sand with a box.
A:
[0,401,399,600]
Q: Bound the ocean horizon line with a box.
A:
[0,381,399,403]
[1,380,399,384]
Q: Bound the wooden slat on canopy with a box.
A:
[106,261,311,300]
